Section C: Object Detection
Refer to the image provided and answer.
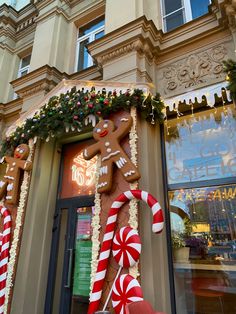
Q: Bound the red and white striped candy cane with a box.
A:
[88,190,164,314]
[0,206,11,314]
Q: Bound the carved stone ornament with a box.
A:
[162,44,227,94]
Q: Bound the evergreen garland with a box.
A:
[0,87,165,157]
[223,59,236,102]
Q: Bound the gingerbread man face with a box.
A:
[13,144,30,160]
[93,120,115,141]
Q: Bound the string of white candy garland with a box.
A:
[128,107,139,279]
[4,139,34,313]
[90,156,102,291]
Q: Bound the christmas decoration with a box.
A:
[83,115,140,193]
[223,59,236,102]
[0,206,11,314]
[88,190,164,314]
[0,144,32,205]
[112,227,141,269]
[4,140,34,313]
[111,274,143,314]
[0,87,164,157]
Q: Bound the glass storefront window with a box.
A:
[169,185,236,313]
[164,104,236,314]
[165,104,236,185]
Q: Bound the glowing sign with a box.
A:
[72,153,97,187]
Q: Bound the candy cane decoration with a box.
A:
[0,206,11,314]
[88,190,164,314]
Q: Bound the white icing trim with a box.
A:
[97,181,108,189]
[124,170,135,177]
[102,150,120,162]
[120,118,129,122]
[4,176,14,180]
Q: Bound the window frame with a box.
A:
[75,22,105,72]
[18,54,31,78]
[161,0,211,33]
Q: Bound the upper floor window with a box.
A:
[75,19,104,72]
[0,0,30,10]
[18,54,31,77]
[161,0,211,32]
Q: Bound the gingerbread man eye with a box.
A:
[103,123,108,128]
[96,128,101,133]
[16,148,20,152]
[19,149,24,154]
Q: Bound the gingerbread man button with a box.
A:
[0,144,32,205]
[83,114,140,193]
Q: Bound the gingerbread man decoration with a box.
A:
[0,144,32,205]
[83,114,140,193]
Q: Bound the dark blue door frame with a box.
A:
[44,195,94,314]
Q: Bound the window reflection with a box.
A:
[165,105,236,185]
[169,185,236,313]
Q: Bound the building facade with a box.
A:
[0,0,236,314]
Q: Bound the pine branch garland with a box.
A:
[0,87,164,157]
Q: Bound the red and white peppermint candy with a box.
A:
[88,190,164,314]
[112,227,141,268]
[112,274,143,314]
[0,206,11,314]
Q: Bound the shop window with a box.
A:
[18,54,31,77]
[164,104,236,314]
[161,0,211,32]
[75,19,104,72]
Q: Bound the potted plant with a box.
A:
[171,218,192,262]
[171,232,190,262]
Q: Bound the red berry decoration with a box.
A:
[112,274,143,314]
[73,115,78,120]
[112,227,141,268]
[104,99,109,105]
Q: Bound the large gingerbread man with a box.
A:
[83,114,140,193]
[0,144,32,205]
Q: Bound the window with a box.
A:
[164,104,236,313]
[18,54,31,77]
[75,19,104,72]
[1,1,31,11]
[161,0,211,32]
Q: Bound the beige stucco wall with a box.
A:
[1,0,236,314]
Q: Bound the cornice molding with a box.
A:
[10,64,102,99]
[88,16,159,66]
[11,64,68,98]
[0,3,37,48]
[0,98,22,119]
[88,7,233,68]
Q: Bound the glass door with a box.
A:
[45,197,94,314]
[45,140,97,314]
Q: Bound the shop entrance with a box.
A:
[45,140,97,314]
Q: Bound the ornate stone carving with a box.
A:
[162,45,227,94]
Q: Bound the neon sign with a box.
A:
[71,153,97,188]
